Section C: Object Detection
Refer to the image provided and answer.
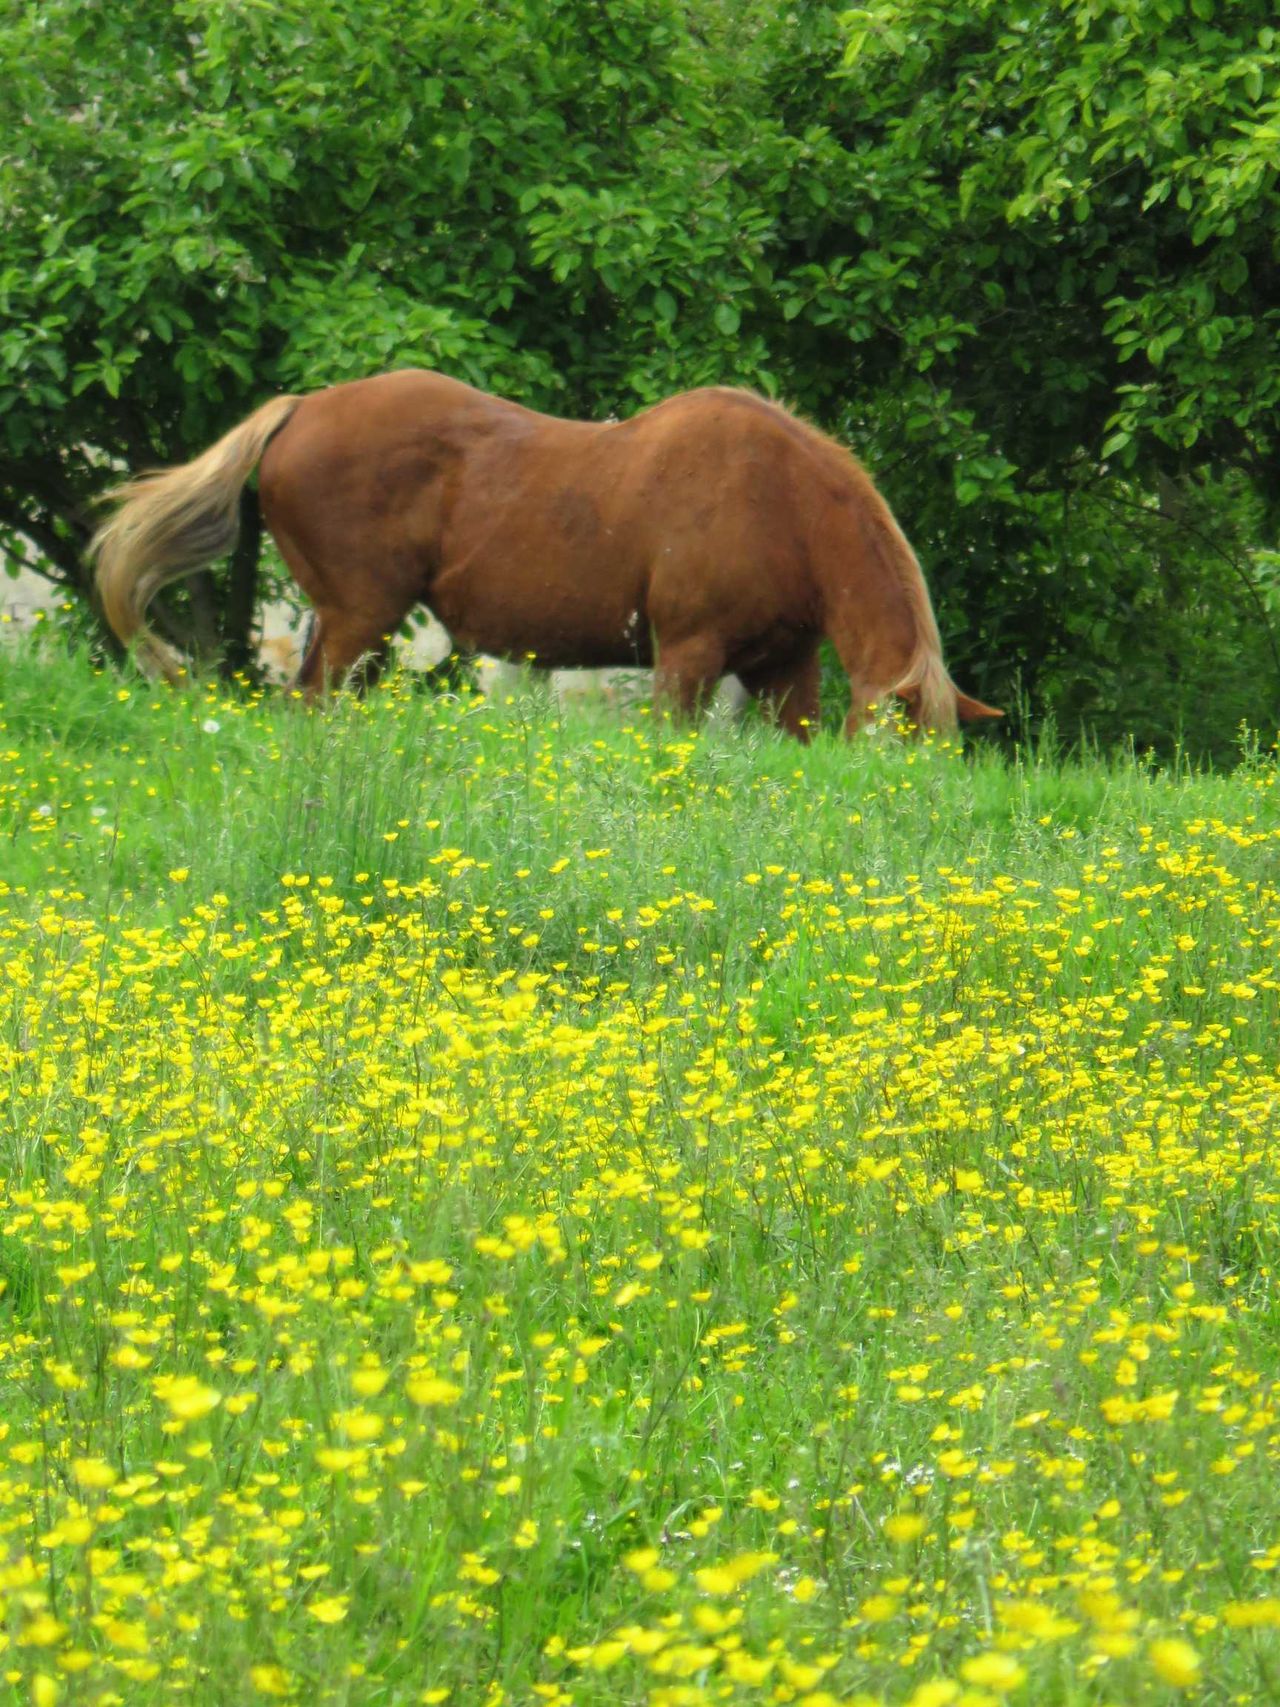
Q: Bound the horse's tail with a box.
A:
[90,394,302,680]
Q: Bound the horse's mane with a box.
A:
[743,393,945,649]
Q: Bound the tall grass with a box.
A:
[0,639,1277,1705]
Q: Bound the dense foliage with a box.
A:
[1,0,1277,753]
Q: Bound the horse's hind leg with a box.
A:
[291,612,322,693]
[292,598,413,696]
[739,643,821,742]
[295,607,397,694]
[269,523,417,697]
[653,633,726,721]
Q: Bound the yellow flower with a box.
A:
[333,1408,384,1441]
[71,1457,118,1490]
[907,1686,960,1707]
[316,1447,365,1473]
[1149,1638,1201,1688]
[102,1618,149,1653]
[695,1552,777,1594]
[407,1259,454,1286]
[155,1375,222,1421]
[1224,1599,1280,1627]
[960,1653,1025,1691]
[884,1512,927,1543]
[307,1596,349,1625]
[584,1640,626,1671]
[725,1652,773,1684]
[250,1665,292,1697]
[19,1616,67,1648]
[406,1375,463,1407]
[999,1598,1077,1640]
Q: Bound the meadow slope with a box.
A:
[0,645,1278,1707]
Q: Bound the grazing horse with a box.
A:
[91,369,1000,737]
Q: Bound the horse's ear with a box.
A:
[956,692,1003,721]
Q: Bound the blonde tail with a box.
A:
[89,395,301,680]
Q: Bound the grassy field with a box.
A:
[0,641,1278,1707]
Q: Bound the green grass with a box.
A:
[0,638,1278,1706]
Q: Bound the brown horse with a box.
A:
[91,368,1000,737]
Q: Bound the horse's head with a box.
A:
[954,690,1003,722]
[896,684,1003,732]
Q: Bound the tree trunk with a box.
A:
[186,569,222,665]
[220,487,262,680]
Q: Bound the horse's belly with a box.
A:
[431,562,653,669]
[468,619,654,671]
